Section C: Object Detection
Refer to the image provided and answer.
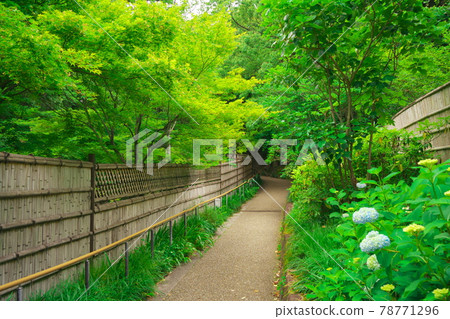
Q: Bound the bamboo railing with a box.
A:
[0,152,254,299]
[0,179,255,298]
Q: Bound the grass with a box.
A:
[24,184,259,301]
[283,204,340,297]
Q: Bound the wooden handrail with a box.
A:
[0,178,253,294]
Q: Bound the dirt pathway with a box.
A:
[151,176,290,301]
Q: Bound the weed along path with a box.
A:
[151,176,291,301]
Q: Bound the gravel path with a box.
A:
[152,176,290,301]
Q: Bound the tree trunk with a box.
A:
[326,163,336,188]
[348,143,356,187]
[338,162,344,189]
[366,127,374,181]
[345,85,356,188]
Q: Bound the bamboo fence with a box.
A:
[0,152,253,300]
[390,81,450,160]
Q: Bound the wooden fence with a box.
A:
[0,152,253,300]
[390,81,450,161]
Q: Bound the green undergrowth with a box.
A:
[24,183,259,301]
[283,160,450,301]
[283,208,340,297]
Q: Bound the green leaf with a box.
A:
[382,172,401,183]
[381,211,397,221]
[377,250,393,269]
[405,198,430,205]
[434,233,450,240]
[365,273,378,288]
[368,167,382,175]
[424,219,447,235]
[408,182,430,199]
[326,197,339,206]
[402,279,424,299]
[359,180,378,185]
[337,191,347,200]
[356,226,366,239]
[428,198,450,206]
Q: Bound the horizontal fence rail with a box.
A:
[0,152,254,300]
[0,178,256,298]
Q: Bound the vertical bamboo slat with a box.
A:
[0,153,252,300]
[390,81,450,160]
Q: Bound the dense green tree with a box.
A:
[259,0,447,185]
[211,0,279,79]
[389,14,449,107]
[0,0,263,163]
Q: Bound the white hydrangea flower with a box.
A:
[366,254,381,270]
[353,207,379,224]
[360,231,390,253]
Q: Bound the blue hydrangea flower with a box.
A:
[360,231,390,253]
[353,207,379,224]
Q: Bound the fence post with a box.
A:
[125,242,129,278]
[16,286,23,301]
[184,213,187,237]
[88,154,96,252]
[214,198,221,208]
[150,229,155,258]
[169,220,173,245]
[84,260,90,290]
[225,194,228,207]
[195,207,198,216]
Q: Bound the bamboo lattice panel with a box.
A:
[94,164,221,202]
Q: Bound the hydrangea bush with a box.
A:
[310,160,450,301]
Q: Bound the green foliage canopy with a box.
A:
[0,0,263,163]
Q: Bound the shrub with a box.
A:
[316,160,450,301]
[288,160,337,222]
[353,128,430,184]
